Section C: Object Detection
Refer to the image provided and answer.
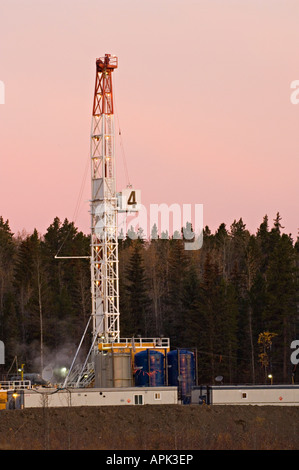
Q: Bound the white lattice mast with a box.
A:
[90,54,120,344]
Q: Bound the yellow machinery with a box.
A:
[98,337,170,357]
[0,390,7,410]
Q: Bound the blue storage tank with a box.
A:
[167,349,196,404]
[134,349,165,387]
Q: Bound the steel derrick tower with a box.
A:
[90,54,119,344]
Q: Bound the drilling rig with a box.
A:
[64,55,170,389]
[90,54,120,345]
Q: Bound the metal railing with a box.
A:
[103,337,171,349]
[0,380,31,390]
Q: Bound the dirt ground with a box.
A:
[0,404,298,450]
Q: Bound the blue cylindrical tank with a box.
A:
[167,349,196,404]
[134,349,165,387]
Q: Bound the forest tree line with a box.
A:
[0,212,298,385]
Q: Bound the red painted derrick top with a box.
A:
[96,54,118,72]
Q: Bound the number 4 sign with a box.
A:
[117,188,141,212]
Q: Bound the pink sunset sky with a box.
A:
[1,0,299,240]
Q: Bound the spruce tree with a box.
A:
[123,240,151,337]
[163,238,187,346]
[14,229,49,371]
[263,231,298,382]
[0,217,17,369]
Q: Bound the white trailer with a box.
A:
[191,385,299,405]
[22,386,178,408]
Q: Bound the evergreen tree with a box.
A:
[122,240,151,337]
[263,230,298,382]
[256,215,271,273]
[145,235,169,336]
[43,218,91,353]
[214,279,239,383]
[214,223,230,280]
[180,263,201,347]
[196,253,221,383]
[163,238,188,346]
[0,217,17,368]
[14,229,49,371]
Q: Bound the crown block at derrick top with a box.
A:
[96,54,118,72]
